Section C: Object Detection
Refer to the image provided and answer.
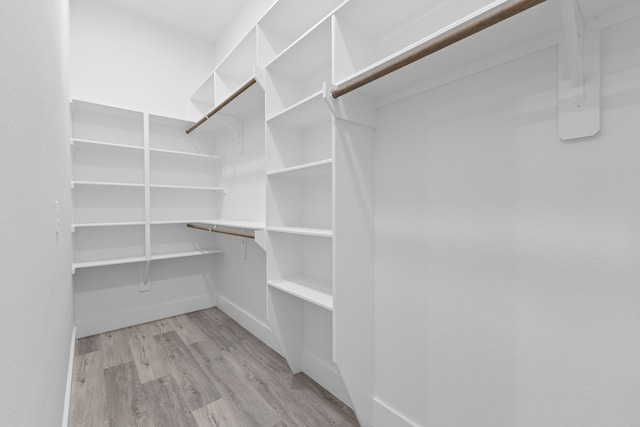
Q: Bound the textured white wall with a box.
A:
[70,0,216,120]
[0,0,74,426]
[374,18,640,427]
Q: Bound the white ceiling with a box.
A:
[99,0,250,43]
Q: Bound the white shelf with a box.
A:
[71,181,145,189]
[257,0,347,66]
[149,249,224,261]
[149,184,225,191]
[267,159,332,178]
[71,100,144,147]
[332,0,631,104]
[268,277,333,311]
[149,148,219,159]
[151,219,214,225]
[268,226,332,238]
[266,16,331,75]
[266,90,330,128]
[72,221,145,230]
[196,219,265,230]
[71,138,143,151]
[72,256,147,271]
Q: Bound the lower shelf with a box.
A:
[268,226,333,237]
[268,277,333,311]
[72,249,224,272]
[72,256,147,271]
[150,248,224,261]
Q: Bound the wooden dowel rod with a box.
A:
[331,0,546,99]
[185,77,257,134]
[187,223,255,239]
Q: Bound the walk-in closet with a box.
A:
[2,0,640,426]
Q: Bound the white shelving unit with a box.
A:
[262,2,351,409]
[70,100,226,273]
[263,18,332,117]
[70,0,640,425]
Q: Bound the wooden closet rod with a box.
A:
[331,0,546,99]
[187,223,255,239]
[185,77,257,134]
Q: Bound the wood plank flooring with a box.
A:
[69,308,359,427]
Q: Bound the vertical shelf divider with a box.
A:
[143,112,151,290]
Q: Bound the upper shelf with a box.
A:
[267,159,332,179]
[257,0,347,67]
[71,138,143,152]
[266,90,331,128]
[333,0,635,105]
[71,100,144,147]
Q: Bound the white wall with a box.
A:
[374,17,640,427]
[70,0,216,120]
[214,108,278,350]
[0,0,74,426]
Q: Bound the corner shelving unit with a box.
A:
[70,100,226,274]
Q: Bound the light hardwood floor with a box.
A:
[69,308,359,427]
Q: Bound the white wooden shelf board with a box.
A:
[266,16,331,76]
[267,159,332,179]
[266,90,329,128]
[258,0,347,65]
[72,256,147,270]
[197,219,266,230]
[268,277,333,311]
[71,181,145,189]
[190,70,216,107]
[149,148,220,159]
[150,248,224,261]
[149,184,225,191]
[151,219,217,226]
[268,226,333,237]
[333,0,627,103]
[71,138,143,151]
[73,221,145,230]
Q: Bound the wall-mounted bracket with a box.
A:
[558,0,600,140]
[139,261,151,292]
[322,82,377,129]
[254,229,267,251]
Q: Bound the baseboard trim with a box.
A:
[62,326,76,427]
[216,295,282,356]
[75,294,217,338]
[302,350,352,408]
[373,397,421,427]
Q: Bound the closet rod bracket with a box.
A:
[558,1,600,142]
[322,82,377,128]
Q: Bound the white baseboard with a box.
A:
[75,294,217,338]
[216,295,283,356]
[373,397,421,427]
[302,350,352,408]
[62,326,76,427]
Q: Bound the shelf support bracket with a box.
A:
[558,0,600,140]
[322,82,377,129]
[140,261,151,292]
[254,229,267,251]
